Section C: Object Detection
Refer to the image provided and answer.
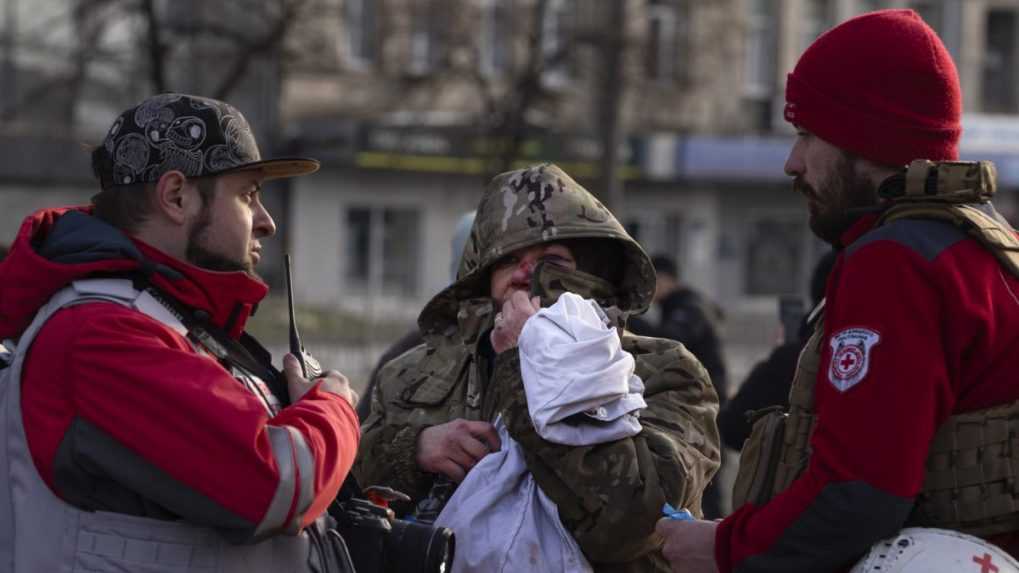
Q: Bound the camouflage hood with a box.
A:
[418,164,655,337]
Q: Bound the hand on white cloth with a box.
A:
[518,292,646,445]
[434,419,593,573]
[416,419,502,482]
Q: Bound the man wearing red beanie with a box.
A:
[656,9,1019,573]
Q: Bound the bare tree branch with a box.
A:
[139,0,167,92]
[489,0,550,176]
[594,0,625,213]
[162,21,253,45]
[64,0,112,123]
[212,0,309,100]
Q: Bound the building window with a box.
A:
[623,212,683,260]
[646,0,682,83]
[800,0,833,54]
[345,0,377,66]
[541,0,573,88]
[409,0,443,75]
[644,0,676,82]
[983,9,1017,114]
[744,0,777,130]
[480,0,511,76]
[345,206,420,296]
[745,218,805,295]
[744,0,776,97]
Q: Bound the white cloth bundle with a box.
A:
[434,419,592,573]
[519,292,646,445]
[434,293,648,572]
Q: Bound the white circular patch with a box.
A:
[828,327,881,392]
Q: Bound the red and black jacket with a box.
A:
[0,206,359,541]
[716,212,1019,572]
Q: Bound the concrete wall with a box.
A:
[289,168,482,316]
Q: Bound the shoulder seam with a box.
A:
[846,218,967,263]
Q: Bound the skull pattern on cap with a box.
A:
[97,93,263,188]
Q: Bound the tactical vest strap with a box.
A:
[899,160,997,203]
[879,203,1019,279]
[732,168,1019,539]
[732,298,1019,540]
[905,160,933,197]
[910,401,1019,536]
[731,316,824,508]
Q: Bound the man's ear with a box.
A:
[153,171,197,225]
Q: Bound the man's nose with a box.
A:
[784,140,805,177]
[512,259,534,282]
[254,200,277,238]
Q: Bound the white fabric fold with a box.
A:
[434,420,592,573]
[518,292,646,445]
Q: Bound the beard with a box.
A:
[185,207,257,277]
[795,154,880,245]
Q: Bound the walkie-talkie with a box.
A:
[284,254,322,379]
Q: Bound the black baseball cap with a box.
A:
[93,93,318,189]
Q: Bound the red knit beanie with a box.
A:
[784,9,961,167]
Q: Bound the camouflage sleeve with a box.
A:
[352,358,433,514]
[495,339,720,566]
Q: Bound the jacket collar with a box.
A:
[0,206,266,340]
[133,239,267,338]
[838,213,880,248]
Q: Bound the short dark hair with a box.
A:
[91,149,218,234]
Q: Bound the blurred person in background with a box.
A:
[648,254,728,407]
[630,253,728,518]
[717,249,836,451]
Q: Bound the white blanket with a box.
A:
[434,420,591,573]
[433,294,648,572]
[519,292,646,445]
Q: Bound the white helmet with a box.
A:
[850,528,1019,573]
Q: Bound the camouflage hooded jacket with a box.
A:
[355,164,720,572]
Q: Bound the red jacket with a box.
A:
[0,206,359,541]
[716,213,1019,572]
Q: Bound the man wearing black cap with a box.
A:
[0,94,359,573]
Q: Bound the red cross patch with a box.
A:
[974,552,999,573]
[828,327,881,392]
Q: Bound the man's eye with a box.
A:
[541,255,572,266]
[494,256,518,268]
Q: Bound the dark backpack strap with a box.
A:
[129,274,290,406]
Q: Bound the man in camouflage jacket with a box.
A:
[355,164,720,572]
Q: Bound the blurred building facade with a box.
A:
[281,0,1019,349]
[3,0,1019,375]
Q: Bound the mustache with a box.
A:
[792,177,816,198]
